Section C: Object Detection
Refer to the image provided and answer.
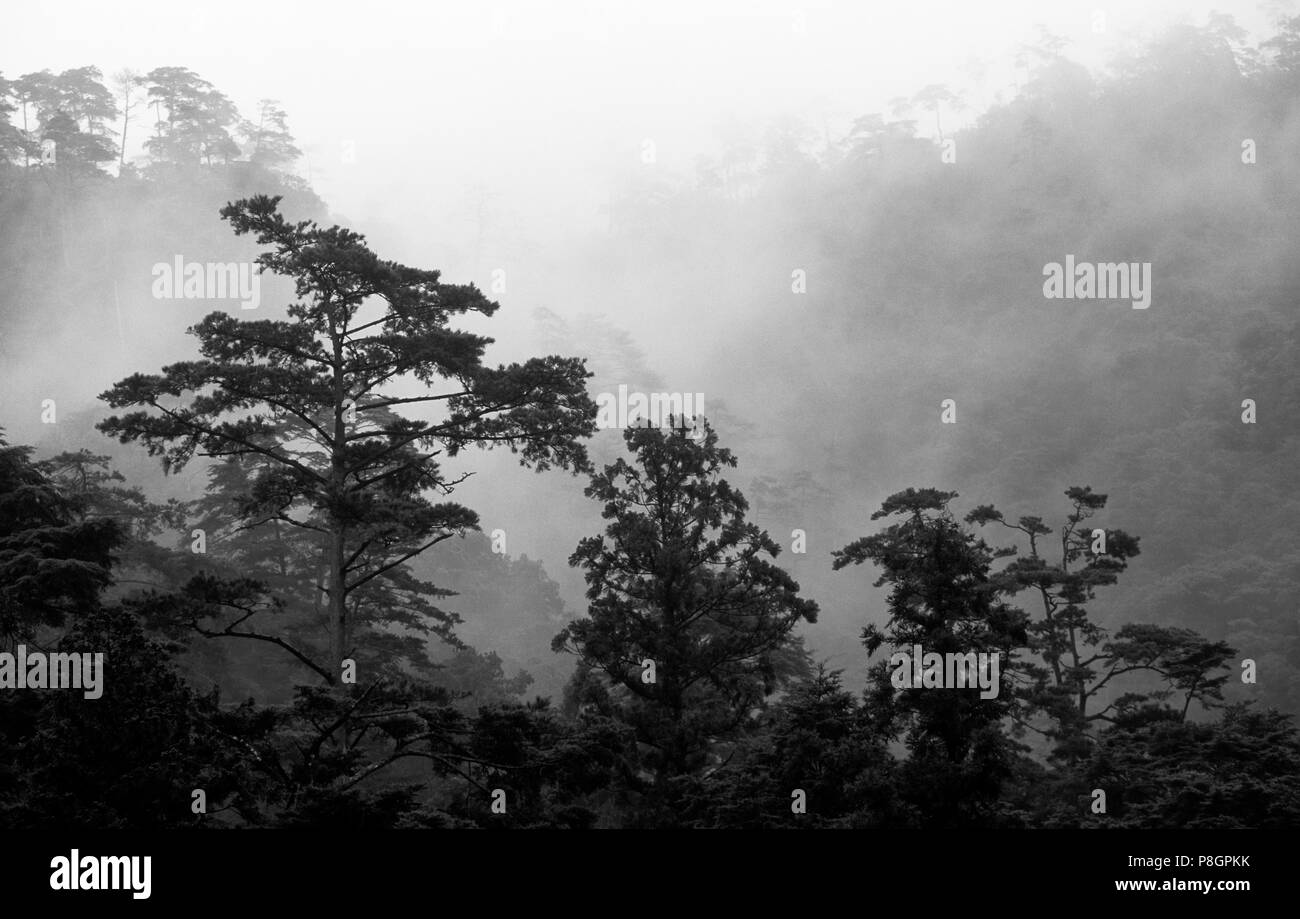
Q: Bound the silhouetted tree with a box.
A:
[969,488,1233,759]
[555,419,817,782]
[834,487,1029,826]
[99,194,597,689]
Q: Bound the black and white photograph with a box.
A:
[0,0,1293,902]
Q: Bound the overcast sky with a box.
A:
[5,0,1287,249]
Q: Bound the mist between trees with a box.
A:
[2,13,1299,827]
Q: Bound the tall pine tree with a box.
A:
[554,419,817,781]
[99,194,597,688]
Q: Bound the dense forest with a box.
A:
[2,13,1299,829]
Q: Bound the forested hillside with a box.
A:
[1,14,1298,830]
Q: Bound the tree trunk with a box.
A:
[328,324,348,688]
[119,98,129,169]
[328,524,347,686]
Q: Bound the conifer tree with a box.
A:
[555,419,817,780]
[99,195,597,687]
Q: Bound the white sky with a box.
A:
[4,0,1289,244]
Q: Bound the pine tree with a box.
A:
[968,487,1234,759]
[0,431,121,643]
[140,66,240,168]
[834,487,1029,826]
[98,194,597,688]
[239,99,301,172]
[554,419,817,781]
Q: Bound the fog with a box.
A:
[6,0,1298,677]
[2,0,1298,833]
